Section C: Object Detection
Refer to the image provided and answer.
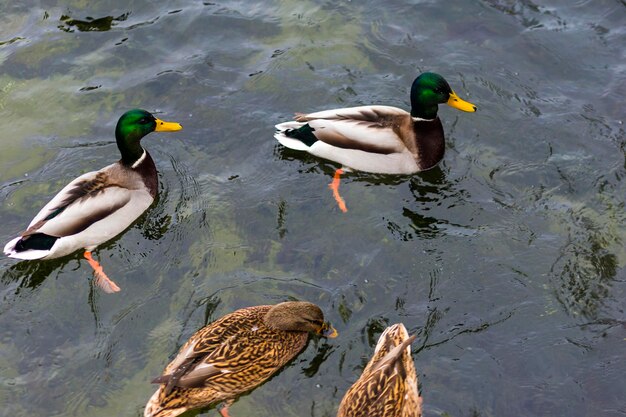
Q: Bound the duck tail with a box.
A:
[4,235,55,259]
[284,123,318,147]
[274,121,317,151]
[144,387,189,417]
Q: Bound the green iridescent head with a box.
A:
[115,109,182,166]
[410,72,477,120]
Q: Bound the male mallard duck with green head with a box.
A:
[274,72,476,212]
[144,301,338,417]
[3,109,182,292]
[337,323,421,417]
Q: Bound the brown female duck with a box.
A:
[144,301,337,417]
[337,323,421,417]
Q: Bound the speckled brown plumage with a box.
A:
[337,323,422,417]
[145,301,335,417]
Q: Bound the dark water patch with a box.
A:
[79,85,101,91]
[124,16,160,30]
[59,13,130,33]
[0,36,26,46]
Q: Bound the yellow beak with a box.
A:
[320,322,339,338]
[447,91,477,112]
[154,118,183,132]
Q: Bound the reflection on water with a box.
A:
[1,258,63,293]
[140,202,173,242]
[276,146,473,242]
[383,168,480,241]
[301,341,334,378]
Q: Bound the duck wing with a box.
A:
[184,333,287,388]
[294,105,408,123]
[22,166,135,238]
[283,106,409,153]
[153,306,304,396]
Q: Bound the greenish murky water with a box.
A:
[1,1,625,416]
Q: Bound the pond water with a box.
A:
[1,1,625,416]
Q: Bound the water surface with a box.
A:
[1,1,625,416]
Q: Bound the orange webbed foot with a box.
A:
[328,168,348,213]
[218,401,234,417]
[83,251,121,293]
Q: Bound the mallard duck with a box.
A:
[3,109,182,292]
[337,323,421,417]
[274,72,476,212]
[144,301,338,417]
